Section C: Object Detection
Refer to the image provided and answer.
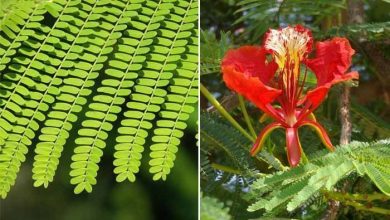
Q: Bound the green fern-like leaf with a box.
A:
[322,21,390,41]
[33,0,131,190]
[200,30,231,75]
[286,161,354,211]
[148,62,198,181]
[362,163,390,196]
[0,0,77,198]
[201,112,286,171]
[234,0,346,42]
[248,139,390,214]
[201,195,232,220]
[0,0,198,198]
[350,102,390,139]
[200,150,215,181]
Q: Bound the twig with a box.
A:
[339,85,352,145]
[200,83,255,142]
[324,191,390,215]
[238,95,257,138]
[211,163,242,175]
[342,201,390,215]
[324,191,390,202]
[322,1,364,219]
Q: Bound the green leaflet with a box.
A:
[0,0,198,198]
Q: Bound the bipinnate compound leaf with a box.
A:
[0,0,198,198]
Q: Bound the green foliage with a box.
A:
[248,139,390,214]
[200,149,214,181]
[201,195,232,220]
[201,112,286,172]
[200,30,231,75]
[234,0,390,43]
[234,0,346,42]
[351,101,390,139]
[322,21,390,41]
[0,0,50,25]
[0,0,198,198]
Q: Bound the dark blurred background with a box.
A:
[0,108,198,220]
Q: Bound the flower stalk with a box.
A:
[238,95,257,138]
[200,83,255,142]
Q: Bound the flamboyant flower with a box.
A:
[221,25,359,167]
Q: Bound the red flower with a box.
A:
[221,25,359,167]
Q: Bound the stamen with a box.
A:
[297,101,313,122]
[265,26,311,67]
[296,65,308,102]
[265,26,312,123]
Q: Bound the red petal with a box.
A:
[222,46,278,83]
[285,127,302,167]
[300,120,334,152]
[306,37,357,86]
[221,46,281,114]
[302,37,359,111]
[250,122,283,156]
[304,71,359,110]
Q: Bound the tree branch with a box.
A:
[339,85,352,145]
[322,1,364,219]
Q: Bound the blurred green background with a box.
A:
[0,108,198,220]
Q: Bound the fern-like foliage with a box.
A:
[201,194,232,220]
[350,101,390,139]
[201,112,286,172]
[200,112,287,217]
[234,0,346,42]
[322,21,390,41]
[200,30,230,76]
[248,139,390,214]
[0,0,198,198]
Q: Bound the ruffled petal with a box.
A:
[301,37,359,111]
[285,127,302,167]
[222,46,278,83]
[222,46,281,114]
[304,71,359,110]
[306,37,356,86]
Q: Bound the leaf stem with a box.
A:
[343,201,390,215]
[324,191,390,215]
[200,83,255,142]
[238,95,257,138]
[324,191,390,202]
[211,163,242,175]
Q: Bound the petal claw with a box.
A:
[300,120,334,151]
[286,127,302,167]
[250,122,283,156]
